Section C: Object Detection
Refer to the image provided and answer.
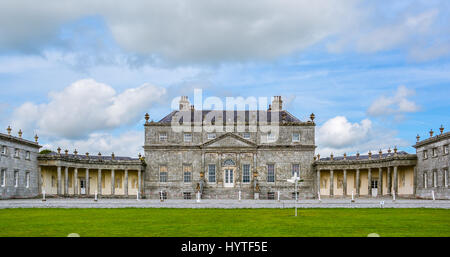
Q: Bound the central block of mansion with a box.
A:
[1,96,449,200]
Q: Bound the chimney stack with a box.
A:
[271,96,283,111]
[179,96,190,111]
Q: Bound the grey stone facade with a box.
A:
[413,128,450,199]
[1,96,449,201]
[143,96,316,199]
[0,129,41,199]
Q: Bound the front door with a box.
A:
[224,169,234,187]
[371,179,378,197]
[80,178,86,195]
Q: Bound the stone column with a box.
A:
[37,166,42,194]
[85,168,90,195]
[387,166,392,195]
[74,168,78,195]
[138,169,142,197]
[393,166,398,197]
[329,169,334,197]
[378,167,383,196]
[111,169,115,195]
[124,169,129,197]
[237,152,241,187]
[64,167,69,196]
[57,166,62,196]
[445,168,448,188]
[317,169,321,195]
[343,169,347,196]
[368,168,372,197]
[98,169,102,195]
[356,169,360,197]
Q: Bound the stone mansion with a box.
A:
[1,96,449,200]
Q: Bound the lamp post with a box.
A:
[287,174,303,217]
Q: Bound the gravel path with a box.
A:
[1,198,450,209]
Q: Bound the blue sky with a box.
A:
[0,0,449,156]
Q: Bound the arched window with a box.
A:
[223,159,236,166]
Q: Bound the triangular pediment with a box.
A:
[202,133,256,148]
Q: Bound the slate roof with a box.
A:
[42,152,140,161]
[157,110,302,124]
[319,151,410,161]
[0,132,41,148]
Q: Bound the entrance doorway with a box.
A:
[80,178,86,195]
[371,179,378,197]
[224,169,234,187]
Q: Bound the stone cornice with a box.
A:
[413,131,450,148]
[0,132,41,148]
[144,122,315,127]
[144,144,316,150]
[38,155,146,167]
[313,154,417,169]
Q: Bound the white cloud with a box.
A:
[0,0,360,64]
[316,116,407,156]
[356,9,438,53]
[42,130,144,157]
[11,79,166,138]
[367,85,420,117]
[317,116,372,149]
[327,8,450,61]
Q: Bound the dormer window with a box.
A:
[243,132,250,140]
[207,133,216,140]
[159,133,167,141]
[184,133,192,142]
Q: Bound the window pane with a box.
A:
[159,133,167,141]
[267,164,275,182]
[292,164,299,177]
[292,133,300,141]
[243,164,250,183]
[159,165,168,182]
[208,165,216,182]
[184,134,192,142]
[184,172,191,183]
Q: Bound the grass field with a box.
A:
[0,208,449,237]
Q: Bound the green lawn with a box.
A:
[0,208,449,237]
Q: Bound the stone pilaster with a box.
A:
[64,167,69,195]
[393,166,398,196]
[329,169,334,197]
[138,169,142,197]
[343,169,347,196]
[37,166,42,195]
[356,168,360,197]
[317,169,321,195]
[387,166,391,195]
[57,166,62,196]
[86,168,90,195]
[124,169,128,197]
[74,168,78,195]
[378,167,383,196]
[98,169,102,195]
[111,169,115,195]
